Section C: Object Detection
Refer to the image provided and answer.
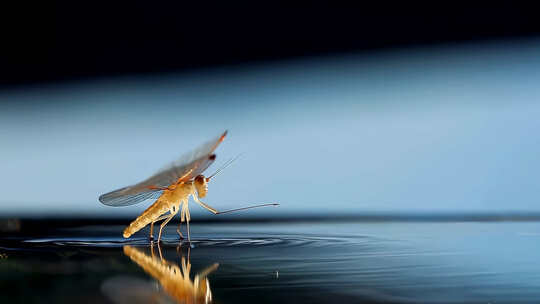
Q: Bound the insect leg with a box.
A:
[177,222,185,238]
[150,213,172,240]
[194,195,279,215]
[192,195,218,214]
[181,201,192,241]
[150,241,165,261]
[187,215,191,242]
[157,242,164,261]
[157,209,179,242]
[198,263,219,278]
[181,253,191,278]
[177,201,185,239]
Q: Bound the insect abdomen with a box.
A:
[123,199,170,238]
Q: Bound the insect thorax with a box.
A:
[161,183,193,204]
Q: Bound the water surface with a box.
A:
[2,220,540,303]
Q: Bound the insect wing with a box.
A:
[98,131,227,206]
[98,188,163,207]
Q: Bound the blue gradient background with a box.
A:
[1,41,539,218]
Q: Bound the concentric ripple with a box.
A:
[20,234,368,249]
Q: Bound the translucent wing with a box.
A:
[98,189,163,207]
[99,131,227,207]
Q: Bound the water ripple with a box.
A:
[20,234,371,249]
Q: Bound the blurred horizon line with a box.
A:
[4,210,540,222]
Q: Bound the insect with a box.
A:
[99,131,277,242]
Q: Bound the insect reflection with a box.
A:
[120,244,219,304]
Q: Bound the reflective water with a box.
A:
[2,221,540,303]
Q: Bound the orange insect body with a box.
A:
[123,182,193,238]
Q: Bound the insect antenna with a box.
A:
[206,153,242,181]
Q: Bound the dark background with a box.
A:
[3,2,540,87]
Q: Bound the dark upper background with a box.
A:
[3,2,540,87]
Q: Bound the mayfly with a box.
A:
[99,131,277,242]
